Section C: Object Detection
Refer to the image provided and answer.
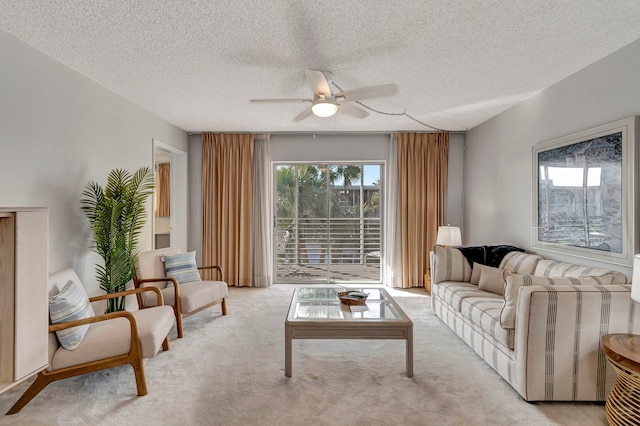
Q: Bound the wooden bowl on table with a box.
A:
[336,290,369,306]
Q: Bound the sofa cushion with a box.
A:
[131,306,175,358]
[499,251,543,275]
[533,259,620,284]
[500,274,605,329]
[180,280,228,313]
[460,297,514,349]
[477,265,506,296]
[610,272,629,284]
[140,280,228,314]
[49,280,95,350]
[433,282,497,312]
[433,245,472,284]
[50,317,131,371]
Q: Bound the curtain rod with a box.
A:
[187,130,467,136]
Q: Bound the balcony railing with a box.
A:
[276,217,381,267]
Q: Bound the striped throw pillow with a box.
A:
[163,251,201,285]
[432,245,472,284]
[49,280,94,350]
[533,259,616,283]
[498,251,543,275]
[500,273,604,329]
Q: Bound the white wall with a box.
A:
[446,133,464,228]
[0,30,188,296]
[464,38,640,276]
[188,134,203,261]
[270,133,389,161]
[188,133,465,256]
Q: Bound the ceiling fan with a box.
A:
[250,70,398,121]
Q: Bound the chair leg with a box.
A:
[162,336,170,351]
[6,371,52,415]
[175,311,184,338]
[130,359,148,396]
[221,298,227,315]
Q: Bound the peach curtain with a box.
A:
[202,133,254,286]
[397,132,449,287]
[156,163,170,217]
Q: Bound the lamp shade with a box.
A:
[311,101,338,118]
[632,254,640,302]
[436,226,462,247]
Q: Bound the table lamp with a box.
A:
[436,225,462,247]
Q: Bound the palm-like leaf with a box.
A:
[81,167,155,312]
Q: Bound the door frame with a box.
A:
[272,161,384,284]
[152,139,188,251]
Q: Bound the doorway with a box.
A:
[274,163,382,283]
[152,139,188,251]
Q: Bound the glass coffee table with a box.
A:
[284,287,413,377]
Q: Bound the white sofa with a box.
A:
[430,245,638,401]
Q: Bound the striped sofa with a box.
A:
[430,246,638,401]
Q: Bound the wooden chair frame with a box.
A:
[7,286,168,415]
[134,265,227,339]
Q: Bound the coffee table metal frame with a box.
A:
[284,287,413,378]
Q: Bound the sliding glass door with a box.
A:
[274,163,382,283]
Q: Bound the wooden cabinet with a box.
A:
[0,208,48,394]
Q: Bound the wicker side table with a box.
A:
[602,334,640,426]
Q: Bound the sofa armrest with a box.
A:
[513,284,636,401]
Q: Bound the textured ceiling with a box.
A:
[2,1,640,133]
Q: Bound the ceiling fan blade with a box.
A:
[293,106,313,122]
[251,98,312,103]
[335,84,398,102]
[338,102,369,119]
[305,70,332,97]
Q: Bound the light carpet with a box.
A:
[0,285,607,426]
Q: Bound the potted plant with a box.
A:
[81,167,154,313]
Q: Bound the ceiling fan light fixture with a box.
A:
[311,101,338,118]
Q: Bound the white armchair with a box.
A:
[134,248,228,338]
[6,269,175,414]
